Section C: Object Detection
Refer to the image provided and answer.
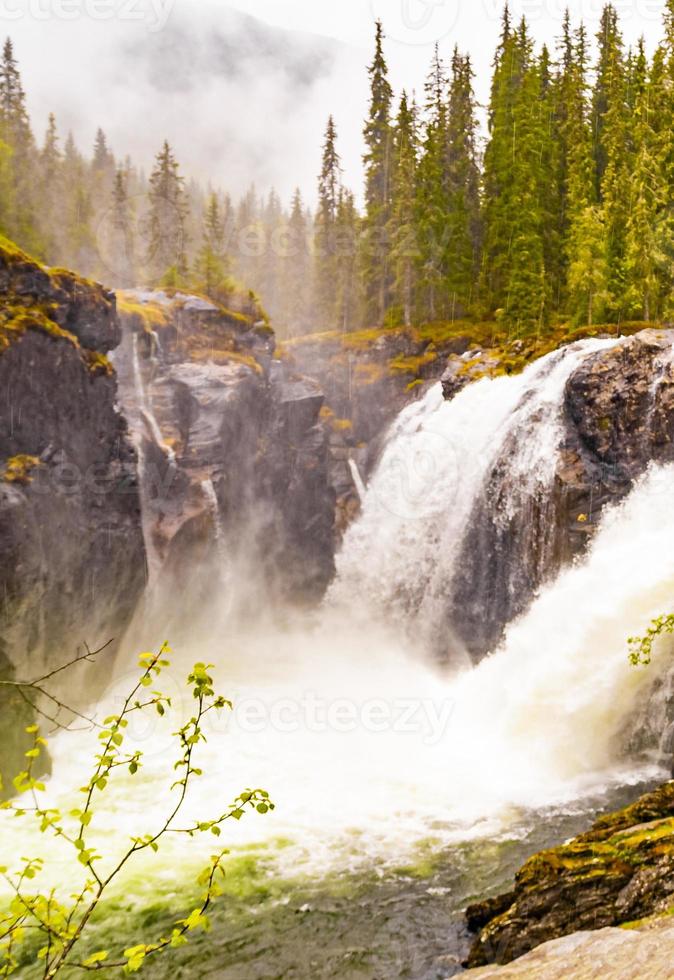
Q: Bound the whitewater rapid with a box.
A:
[3,340,674,895]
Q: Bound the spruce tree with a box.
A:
[334,187,360,333]
[360,20,394,325]
[194,191,229,300]
[109,166,136,287]
[623,38,666,321]
[0,38,39,254]
[565,23,607,324]
[38,113,62,258]
[595,7,629,319]
[592,4,622,192]
[416,45,450,321]
[445,49,481,316]
[389,91,418,327]
[282,188,311,336]
[313,115,341,329]
[145,140,189,283]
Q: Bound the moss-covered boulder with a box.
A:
[466,782,674,968]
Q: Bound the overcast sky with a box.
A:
[222,0,667,90]
[4,0,670,203]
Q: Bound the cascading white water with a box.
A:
[329,339,620,657]
[4,338,674,902]
[348,457,367,502]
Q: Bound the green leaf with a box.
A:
[83,951,109,966]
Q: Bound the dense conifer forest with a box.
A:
[1,2,674,337]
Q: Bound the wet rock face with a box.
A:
[450,331,674,662]
[0,246,146,789]
[115,294,335,612]
[465,782,674,969]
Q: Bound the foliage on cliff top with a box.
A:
[281,317,655,388]
[0,236,114,375]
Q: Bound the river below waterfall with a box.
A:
[5,342,674,976]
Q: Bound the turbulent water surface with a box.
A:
[5,344,674,977]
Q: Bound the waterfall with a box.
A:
[329,338,621,659]
[7,335,674,902]
[113,333,177,585]
[348,457,367,502]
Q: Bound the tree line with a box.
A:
[317,2,674,334]
[2,3,674,338]
[0,36,314,330]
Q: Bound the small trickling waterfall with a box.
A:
[112,331,176,584]
[329,338,621,660]
[348,457,367,502]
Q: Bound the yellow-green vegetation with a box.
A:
[0,645,274,977]
[0,237,114,378]
[0,307,80,354]
[388,350,438,376]
[319,406,353,434]
[116,296,169,334]
[628,613,674,667]
[283,318,656,397]
[2,455,40,485]
[0,234,38,267]
[188,347,263,374]
[515,781,674,890]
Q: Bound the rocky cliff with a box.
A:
[115,289,335,615]
[0,238,147,788]
[450,330,674,659]
[465,781,674,971]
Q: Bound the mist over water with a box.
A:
[5,347,674,906]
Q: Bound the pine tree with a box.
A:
[281,188,311,335]
[0,38,39,254]
[592,4,621,192]
[565,23,606,324]
[145,140,189,283]
[623,38,666,320]
[92,128,115,174]
[595,7,629,319]
[194,191,230,300]
[481,15,549,329]
[108,166,136,287]
[416,45,450,321]
[480,6,520,314]
[445,49,481,316]
[313,115,341,329]
[389,91,418,327]
[334,187,360,333]
[38,113,63,258]
[503,28,549,330]
[360,20,394,325]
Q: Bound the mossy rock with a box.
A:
[466,782,674,969]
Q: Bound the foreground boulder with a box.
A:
[466,781,674,968]
[465,916,674,979]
